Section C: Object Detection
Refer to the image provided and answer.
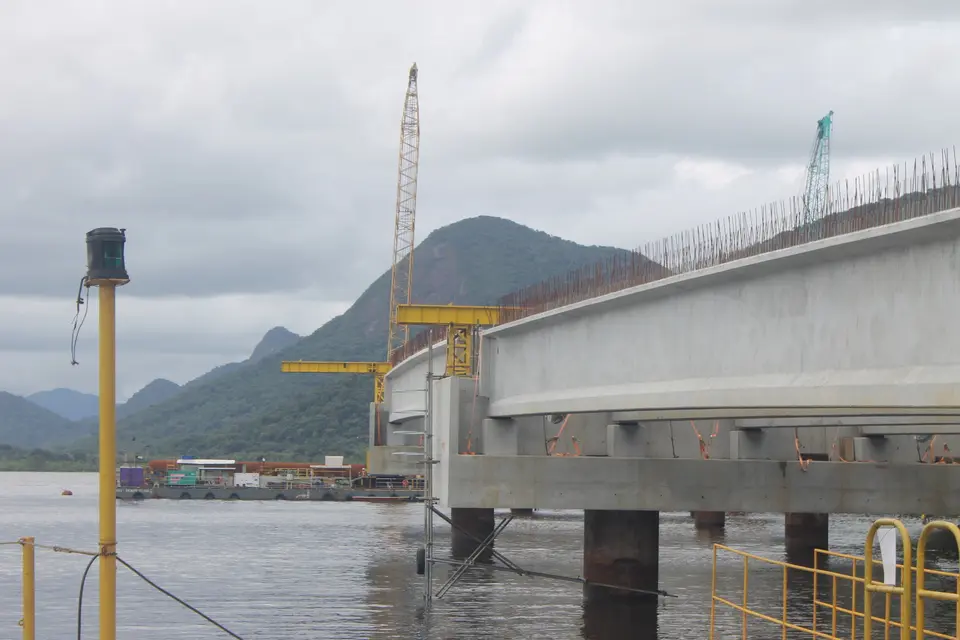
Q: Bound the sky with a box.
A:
[1,0,959,400]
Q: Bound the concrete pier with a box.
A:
[785,512,829,561]
[692,511,725,529]
[582,510,659,602]
[582,600,659,640]
[451,507,495,562]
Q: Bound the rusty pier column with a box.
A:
[582,509,660,638]
[691,511,726,530]
[784,512,829,563]
[450,507,495,562]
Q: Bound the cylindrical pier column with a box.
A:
[785,512,829,562]
[582,510,660,637]
[583,510,659,601]
[451,507,495,562]
[691,511,725,529]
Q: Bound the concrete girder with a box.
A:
[479,208,960,419]
[734,416,960,429]
[383,339,446,423]
[859,425,960,436]
[608,407,960,421]
[438,455,960,514]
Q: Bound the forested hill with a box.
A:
[95,215,634,462]
[0,392,85,449]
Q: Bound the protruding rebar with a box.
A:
[496,148,960,324]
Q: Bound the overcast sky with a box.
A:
[1,0,958,400]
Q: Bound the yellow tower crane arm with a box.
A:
[280,361,392,375]
[395,303,519,326]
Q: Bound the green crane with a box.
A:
[802,110,834,226]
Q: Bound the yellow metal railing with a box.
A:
[19,537,34,640]
[5,535,246,637]
[863,518,913,640]
[2,536,102,640]
[2,537,36,640]
[710,518,960,639]
[812,547,960,640]
[916,521,960,640]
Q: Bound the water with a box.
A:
[1,472,956,639]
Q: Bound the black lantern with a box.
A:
[85,227,129,283]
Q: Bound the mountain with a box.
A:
[27,388,98,421]
[249,327,300,363]
[178,326,302,390]
[0,392,87,449]
[77,216,640,461]
[117,379,182,419]
[26,326,300,434]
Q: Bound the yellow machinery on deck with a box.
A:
[395,303,515,377]
[710,518,960,639]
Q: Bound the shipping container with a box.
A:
[167,469,197,486]
[234,472,260,488]
[118,467,145,487]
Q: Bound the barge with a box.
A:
[116,455,423,502]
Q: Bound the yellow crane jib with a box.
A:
[280,361,392,404]
[395,303,517,326]
[394,304,520,377]
[280,361,392,375]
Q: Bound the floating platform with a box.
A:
[116,485,422,502]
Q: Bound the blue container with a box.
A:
[119,467,144,487]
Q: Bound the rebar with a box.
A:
[390,324,448,365]
[496,147,960,323]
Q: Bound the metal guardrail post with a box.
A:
[915,520,960,640]
[20,537,34,640]
[863,518,912,640]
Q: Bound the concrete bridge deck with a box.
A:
[480,207,960,419]
[373,162,960,624]
[378,206,960,484]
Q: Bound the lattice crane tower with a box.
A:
[381,63,421,402]
[802,110,834,226]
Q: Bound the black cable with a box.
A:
[70,276,89,366]
[115,556,245,639]
[76,552,99,640]
[75,553,245,639]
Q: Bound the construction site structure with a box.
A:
[395,304,513,377]
[386,63,421,368]
[282,303,508,382]
[281,63,420,447]
[802,110,834,225]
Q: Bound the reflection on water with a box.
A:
[0,472,957,639]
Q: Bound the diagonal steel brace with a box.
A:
[430,506,524,573]
[435,515,514,599]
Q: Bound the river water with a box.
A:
[1,472,957,639]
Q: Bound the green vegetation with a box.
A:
[0,391,91,449]
[77,216,632,462]
[0,444,96,472]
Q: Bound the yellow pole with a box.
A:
[98,283,117,640]
[20,536,34,640]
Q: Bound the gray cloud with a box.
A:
[1,0,959,395]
